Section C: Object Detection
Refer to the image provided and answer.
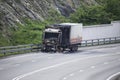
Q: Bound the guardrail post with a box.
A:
[37,44,40,52]
[85,41,87,46]
[92,40,94,46]
[24,46,26,53]
[109,38,111,43]
[31,45,33,52]
[98,39,99,45]
[103,38,105,44]
[115,37,117,43]
[4,48,6,55]
[17,46,20,53]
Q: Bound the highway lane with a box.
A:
[0,44,120,80]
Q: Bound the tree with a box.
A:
[69,5,112,25]
[105,0,120,20]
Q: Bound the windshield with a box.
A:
[44,32,59,39]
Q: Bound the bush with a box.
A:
[69,5,112,25]
[11,19,47,45]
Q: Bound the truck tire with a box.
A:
[41,46,50,52]
[74,45,78,51]
[70,45,78,52]
[41,48,47,52]
[41,46,45,52]
[60,47,65,52]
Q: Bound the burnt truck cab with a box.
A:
[41,23,82,52]
[42,27,61,52]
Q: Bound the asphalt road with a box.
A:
[0,44,120,80]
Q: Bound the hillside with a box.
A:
[0,0,98,27]
[0,0,98,46]
[0,0,120,46]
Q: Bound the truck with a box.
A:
[41,23,83,52]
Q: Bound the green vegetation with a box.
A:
[69,0,120,25]
[105,0,120,20]
[0,33,12,46]
[0,0,120,46]
[11,19,48,45]
[69,5,113,25]
[10,10,69,46]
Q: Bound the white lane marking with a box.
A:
[12,52,120,80]
[69,73,74,76]
[13,64,20,67]
[31,60,36,62]
[79,70,84,72]
[106,72,120,80]
[63,77,67,80]
[104,62,109,64]
[91,66,95,69]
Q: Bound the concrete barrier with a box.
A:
[82,21,120,40]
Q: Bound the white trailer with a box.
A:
[60,23,83,44]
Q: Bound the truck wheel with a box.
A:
[46,47,51,52]
[70,47,74,52]
[41,49,45,52]
[41,46,45,52]
[56,47,65,53]
[41,48,47,52]
[60,48,65,52]
[74,45,78,51]
[41,47,50,52]
[70,45,78,52]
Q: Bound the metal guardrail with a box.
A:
[0,44,41,55]
[0,37,120,55]
[81,37,120,47]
